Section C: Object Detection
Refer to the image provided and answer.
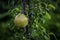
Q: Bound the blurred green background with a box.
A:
[0,0,60,40]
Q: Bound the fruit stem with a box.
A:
[22,0,29,39]
[22,0,26,14]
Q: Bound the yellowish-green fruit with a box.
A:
[14,13,28,28]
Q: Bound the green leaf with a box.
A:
[48,4,56,10]
[44,12,51,20]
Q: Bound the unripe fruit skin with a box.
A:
[14,14,28,28]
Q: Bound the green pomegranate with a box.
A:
[14,13,28,28]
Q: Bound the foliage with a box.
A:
[0,0,60,40]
